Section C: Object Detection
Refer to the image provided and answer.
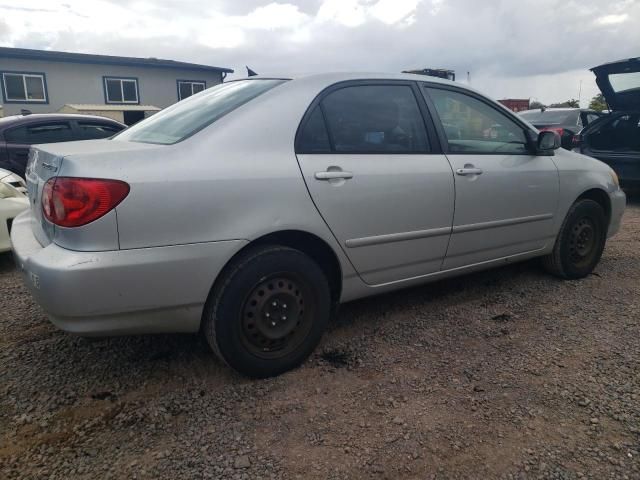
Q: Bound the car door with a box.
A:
[4,121,74,176]
[423,85,559,270]
[295,82,455,285]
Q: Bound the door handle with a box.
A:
[315,171,354,180]
[456,167,483,176]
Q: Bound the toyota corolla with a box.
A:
[11,73,626,377]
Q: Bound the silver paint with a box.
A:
[11,72,626,336]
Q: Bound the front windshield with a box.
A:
[115,79,286,145]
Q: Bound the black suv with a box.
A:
[573,57,640,190]
[0,113,126,177]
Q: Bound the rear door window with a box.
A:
[296,106,331,153]
[426,87,528,154]
[76,122,123,140]
[320,84,430,153]
[5,122,73,144]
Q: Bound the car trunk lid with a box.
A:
[591,57,640,111]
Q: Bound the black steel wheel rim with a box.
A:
[239,274,314,359]
[568,216,597,267]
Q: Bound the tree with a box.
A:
[529,100,545,109]
[550,99,580,108]
[589,93,608,112]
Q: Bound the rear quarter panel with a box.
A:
[58,80,359,283]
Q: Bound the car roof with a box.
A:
[235,72,502,109]
[244,71,464,90]
[0,113,125,129]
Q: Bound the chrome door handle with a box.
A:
[315,171,354,180]
[456,167,483,176]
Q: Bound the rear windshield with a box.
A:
[115,79,286,145]
[519,110,579,125]
[609,71,640,93]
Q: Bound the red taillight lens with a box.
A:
[571,134,582,147]
[42,177,130,227]
[540,127,565,137]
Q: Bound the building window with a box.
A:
[1,72,47,103]
[104,77,139,104]
[177,80,206,100]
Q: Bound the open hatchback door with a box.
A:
[591,57,640,111]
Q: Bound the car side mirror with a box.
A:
[537,130,561,153]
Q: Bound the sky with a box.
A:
[1,0,638,106]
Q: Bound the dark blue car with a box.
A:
[0,113,125,177]
[573,57,640,190]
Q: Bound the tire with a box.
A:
[202,245,331,378]
[542,199,607,279]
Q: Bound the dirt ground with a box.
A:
[1,200,639,480]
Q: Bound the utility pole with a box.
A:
[578,80,583,106]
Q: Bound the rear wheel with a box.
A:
[542,199,607,279]
[202,245,331,378]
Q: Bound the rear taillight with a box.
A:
[540,127,565,137]
[42,177,130,228]
[571,134,582,148]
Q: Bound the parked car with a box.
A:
[518,108,602,149]
[572,57,640,190]
[11,73,625,377]
[0,113,126,177]
[0,169,29,253]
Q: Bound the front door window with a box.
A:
[426,87,528,154]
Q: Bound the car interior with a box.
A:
[323,86,429,153]
[428,88,528,154]
[589,114,640,152]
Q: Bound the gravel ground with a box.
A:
[1,199,639,480]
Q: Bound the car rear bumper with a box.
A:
[607,188,626,238]
[10,211,247,335]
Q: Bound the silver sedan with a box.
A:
[11,73,625,377]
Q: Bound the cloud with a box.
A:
[0,0,639,105]
[369,0,422,25]
[241,3,310,29]
[316,0,368,27]
[595,13,629,25]
[0,19,9,42]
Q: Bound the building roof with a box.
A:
[0,47,234,74]
[64,104,161,112]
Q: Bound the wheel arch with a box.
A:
[203,230,343,326]
[576,188,611,225]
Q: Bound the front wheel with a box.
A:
[202,245,331,378]
[542,199,607,279]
